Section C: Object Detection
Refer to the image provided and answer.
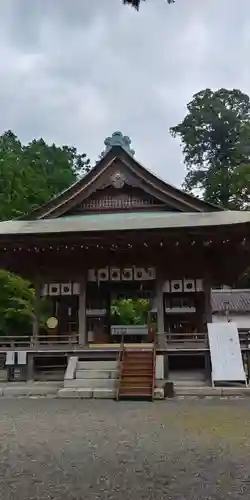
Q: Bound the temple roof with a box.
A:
[1,210,250,237]
[24,132,221,220]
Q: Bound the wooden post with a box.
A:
[204,352,211,382]
[163,353,169,379]
[156,277,165,349]
[203,277,212,381]
[78,277,86,346]
[204,278,212,327]
[27,353,34,382]
[32,281,40,347]
[246,350,250,384]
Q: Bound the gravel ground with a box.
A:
[1,399,250,499]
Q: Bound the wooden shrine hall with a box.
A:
[1,130,250,359]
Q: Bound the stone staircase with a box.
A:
[58,358,118,399]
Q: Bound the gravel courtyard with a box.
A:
[1,398,250,499]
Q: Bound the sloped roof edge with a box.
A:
[22,145,221,220]
[2,210,250,237]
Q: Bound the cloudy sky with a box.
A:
[0,0,249,186]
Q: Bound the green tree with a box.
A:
[229,163,250,209]
[111,298,149,325]
[0,131,91,334]
[123,0,174,10]
[0,131,91,220]
[0,270,51,336]
[170,89,250,208]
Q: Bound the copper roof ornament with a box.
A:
[100,131,135,159]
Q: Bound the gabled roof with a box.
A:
[211,289,250,314]
[25,141,221,220]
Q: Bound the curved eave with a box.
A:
[0,211,249,239]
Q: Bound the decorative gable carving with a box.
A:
[67,186,165,214]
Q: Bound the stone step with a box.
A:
[58,387,163,400]
[77,361,118,370]
[93,388,116,399]
[64,378,116,389]
[75,369,117,380]
[58,387,116,399]
[173,380,208,387]
[175,386,250,397]
[58,388,93,399]
[168,371,205,382]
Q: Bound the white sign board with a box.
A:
[5,351,27,366]
[207,322,246,386]
[6,351,15,366]
[17,351,27,365]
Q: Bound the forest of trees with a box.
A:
[2,86,250,334]
[0,132,91,335]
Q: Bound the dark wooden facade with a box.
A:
[0,133,250,352]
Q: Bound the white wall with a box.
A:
[213,314,250,329]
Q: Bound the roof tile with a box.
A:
[211,290,250,313]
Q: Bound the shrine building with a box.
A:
[1,131,250,398]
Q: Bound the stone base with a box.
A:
[58,388,115,399]
[58,388,93,399]
[93,388,116,399]
[0,382,62,397]
[174,386,250,397]
[154,387,164,400]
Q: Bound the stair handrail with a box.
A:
[151,335,157,401]
[116,334,125,401]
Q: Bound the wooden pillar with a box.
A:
[204,351,211,382]
[78,277,86,346]
[163,353,169,379]
[246,351,250,383]
[32,281,40,346]
[204,278,212,327]
[27,353,34,382]
[156,277,165,349]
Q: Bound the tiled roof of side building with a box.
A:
[211,289,250,313]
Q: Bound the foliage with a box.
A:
[229,163,250,209]
[0,130,91,334]
[111,298,149,325]
[170,89,250,208]
[123,0,174,10]
[0,270,51,336]
[0,130,91,220]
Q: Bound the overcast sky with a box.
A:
[0,0,249,186]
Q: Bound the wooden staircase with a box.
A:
[116,346,156,401]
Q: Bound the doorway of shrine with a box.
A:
[86,280,156,344]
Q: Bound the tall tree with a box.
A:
[123,0,174,10]
[0,131,91,334]
[0,131,91,220]
[170,89,250,208]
